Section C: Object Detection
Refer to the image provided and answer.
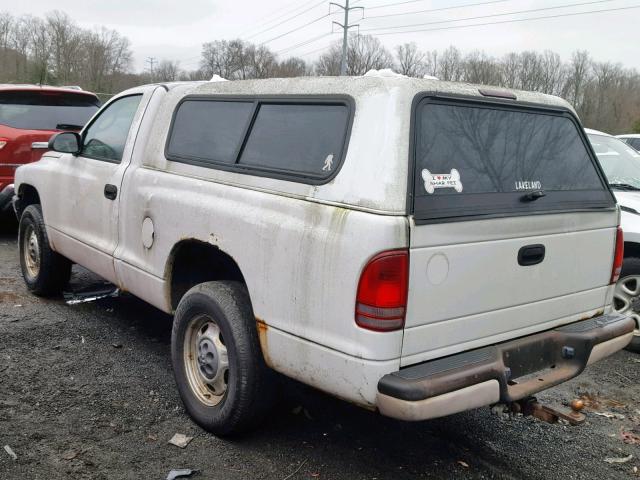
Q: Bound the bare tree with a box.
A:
[437,46,463,81]
[348,35,393,75]
[563,50,592,108]
[26,16,51,84]
[315,44,342,76]
[46,11,82,84]
[316,35,393,76]
[395,42,425,77]
[153,60,181,82]
[201,40,236,79]
[275,57,308,77]
[539,50,566,96]
[463,51,502,86]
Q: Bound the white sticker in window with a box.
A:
[322,154,334,172]
[514,180,542,191]
[421,168,463,194]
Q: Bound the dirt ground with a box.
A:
[1,222,640,480]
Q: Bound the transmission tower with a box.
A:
[330,0,364,76]
[145,57,157,76]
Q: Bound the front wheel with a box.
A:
[171,281,275,436]
[613,256,640,352]
[19,204,72,296]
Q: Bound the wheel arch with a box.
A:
[165,239,247,313]
[15,184,41,218]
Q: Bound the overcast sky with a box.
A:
[2,0,638,72]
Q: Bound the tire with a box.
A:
[171,281,275,436]
[614,256,640,353]
[18,204,72,296]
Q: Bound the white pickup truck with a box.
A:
[13,77,634,435]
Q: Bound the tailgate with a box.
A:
[403,95,617,365]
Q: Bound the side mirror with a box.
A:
[49,132,81,155]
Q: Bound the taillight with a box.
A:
[611,226,624,284]
[355,250,409,332]
[0,138,8,150]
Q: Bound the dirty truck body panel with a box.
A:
[14,77,632,421]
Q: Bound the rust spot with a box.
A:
[580,309,604,321]
[255,317,272,368]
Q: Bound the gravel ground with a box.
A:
[1,222,640,480]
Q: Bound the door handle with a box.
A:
[104,184,118,200]
[518,244,545,266]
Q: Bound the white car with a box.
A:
[13,78,634,435]
[617,134,640,152]
[587,128,640,351]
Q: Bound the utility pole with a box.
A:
[145,57,157,77]
[330,0,364,76]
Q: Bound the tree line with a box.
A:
[1,10,638,133]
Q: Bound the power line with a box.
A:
[299,41,338,57]
[368,3,640,35]
[246,0,327,40]
[363,0,513,19]
[239,0,320,37]
[360,0,616,32]
[365,0,454,10]
[259,12,332,45]
[276,32,335,54]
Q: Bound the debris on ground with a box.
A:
[457,460,470,468]
[166,468,198,480]
[64,287,119,305]
[168,433,193,449]
[283,459,308,480]
[580,392,626,411]
[593,411,626,420]
[621,428,640,445]
[3,445,17,460]
[111,343,123,348]
[604,455,633,464]
[61,450,79,460]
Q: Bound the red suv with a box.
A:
[0,85,100,216]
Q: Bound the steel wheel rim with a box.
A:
[614,274,640,337]
[183,314,229,407]
[22,224,40,280]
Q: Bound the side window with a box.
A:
[630,139,640,151]
[166,100,253,165]
[165,98,351,183]
[82,95,142,162]
[238,103,350,177]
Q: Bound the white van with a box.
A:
[13,77,634,435]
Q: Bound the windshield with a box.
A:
[0,91,100,131]
[588,133,640,190]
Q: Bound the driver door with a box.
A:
[45,93,145,284]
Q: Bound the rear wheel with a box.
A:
[613,256,640,352]
[19,204,71,296]
[171,281,275,435]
